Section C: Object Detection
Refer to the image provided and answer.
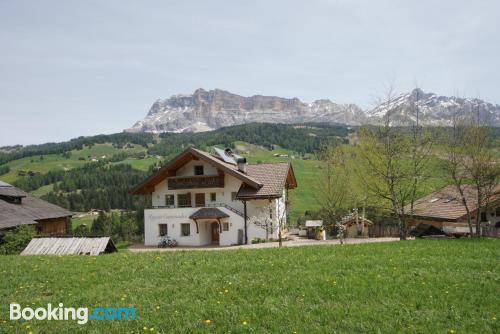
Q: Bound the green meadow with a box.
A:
[0,239,498,333]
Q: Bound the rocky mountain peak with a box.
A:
[127,89,366,133]
[127,88,500,133]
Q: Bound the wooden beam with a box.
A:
[193,219,199,234]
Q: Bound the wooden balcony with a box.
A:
[168,175,225,190]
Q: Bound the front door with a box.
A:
[211,222,219,244]
[195,193,205,207]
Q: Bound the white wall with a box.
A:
[147,162,288,245]
[144,207,247,246]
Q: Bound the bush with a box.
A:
[0,225,37,255]
[251,237,266,244]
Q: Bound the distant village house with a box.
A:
[408,185,500,236]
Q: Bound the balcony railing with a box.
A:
[168,175,224,190]
[151,203,245,218]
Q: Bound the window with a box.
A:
[231,192,237,201]
[222,222,229,231]
[165,194,174,207]
[178,193,191,208]
[194,165,204,176]
[159,224,168,236]
[496,207,500,216]
[181,223,191,236]
[210,192,217,202]
[480,212,487,222]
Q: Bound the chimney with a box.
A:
[236,157,247,173]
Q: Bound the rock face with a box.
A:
[126,88,500,133]
[367,88,500,126]
[125,88,367,133]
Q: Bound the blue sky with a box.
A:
[1,0,499,146]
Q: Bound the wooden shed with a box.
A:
[341,213,372,238]
[21,237,117,256]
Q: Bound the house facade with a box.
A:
[133,147,297,246]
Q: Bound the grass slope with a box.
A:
[0,240,498,333]
[0,143,153,184]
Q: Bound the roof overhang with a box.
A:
[189,208,230,220]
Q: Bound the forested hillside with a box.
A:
[0,123,351,221]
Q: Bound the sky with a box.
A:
[1,0,499,146]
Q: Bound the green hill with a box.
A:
[0,123,347,223]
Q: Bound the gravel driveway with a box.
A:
[128,237,400,252]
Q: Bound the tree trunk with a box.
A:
[456,185,474,236]
[475,192,482,237]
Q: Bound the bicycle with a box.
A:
[158,236,178,248]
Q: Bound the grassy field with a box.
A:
[0,239,498,333]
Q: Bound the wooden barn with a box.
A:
[0,181,72,235]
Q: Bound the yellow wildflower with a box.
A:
[204,319,212,324]
[242,320,248,325]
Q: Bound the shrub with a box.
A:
[0,225,37,255]
[251,237,266,244]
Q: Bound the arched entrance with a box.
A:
[211,221,220,244]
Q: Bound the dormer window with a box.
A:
[194,165,204,176]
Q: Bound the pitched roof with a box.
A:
[132,147,297,198]
[21,237,117,256]
[236,162,297,199]
[408,184,500,221]
[132,147,262,194]
[0,182,72,230]
[0,183,27,197]
[189,207,230,220]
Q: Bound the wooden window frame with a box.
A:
[181,223,191,237]
[194,165,204,176]
[177,193,192,208]
[165,194,175,207]
[159,224,168,236]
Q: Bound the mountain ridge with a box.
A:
[126,88,500,133]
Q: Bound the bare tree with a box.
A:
[462,107,500,236]
[356,87,432,240]
[442,110,474,235]
[407,87,433,224]
[249,199,288,247]
[442,99,500,236]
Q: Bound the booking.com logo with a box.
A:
[10,303,136,325]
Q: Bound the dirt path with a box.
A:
[128,237,401,252]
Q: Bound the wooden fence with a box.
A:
[369,223,400,237]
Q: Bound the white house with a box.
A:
[132,147,297,246]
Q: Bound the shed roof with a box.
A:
[21,237,117,256]
[305,220,323,227]
[189,207,230,220]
